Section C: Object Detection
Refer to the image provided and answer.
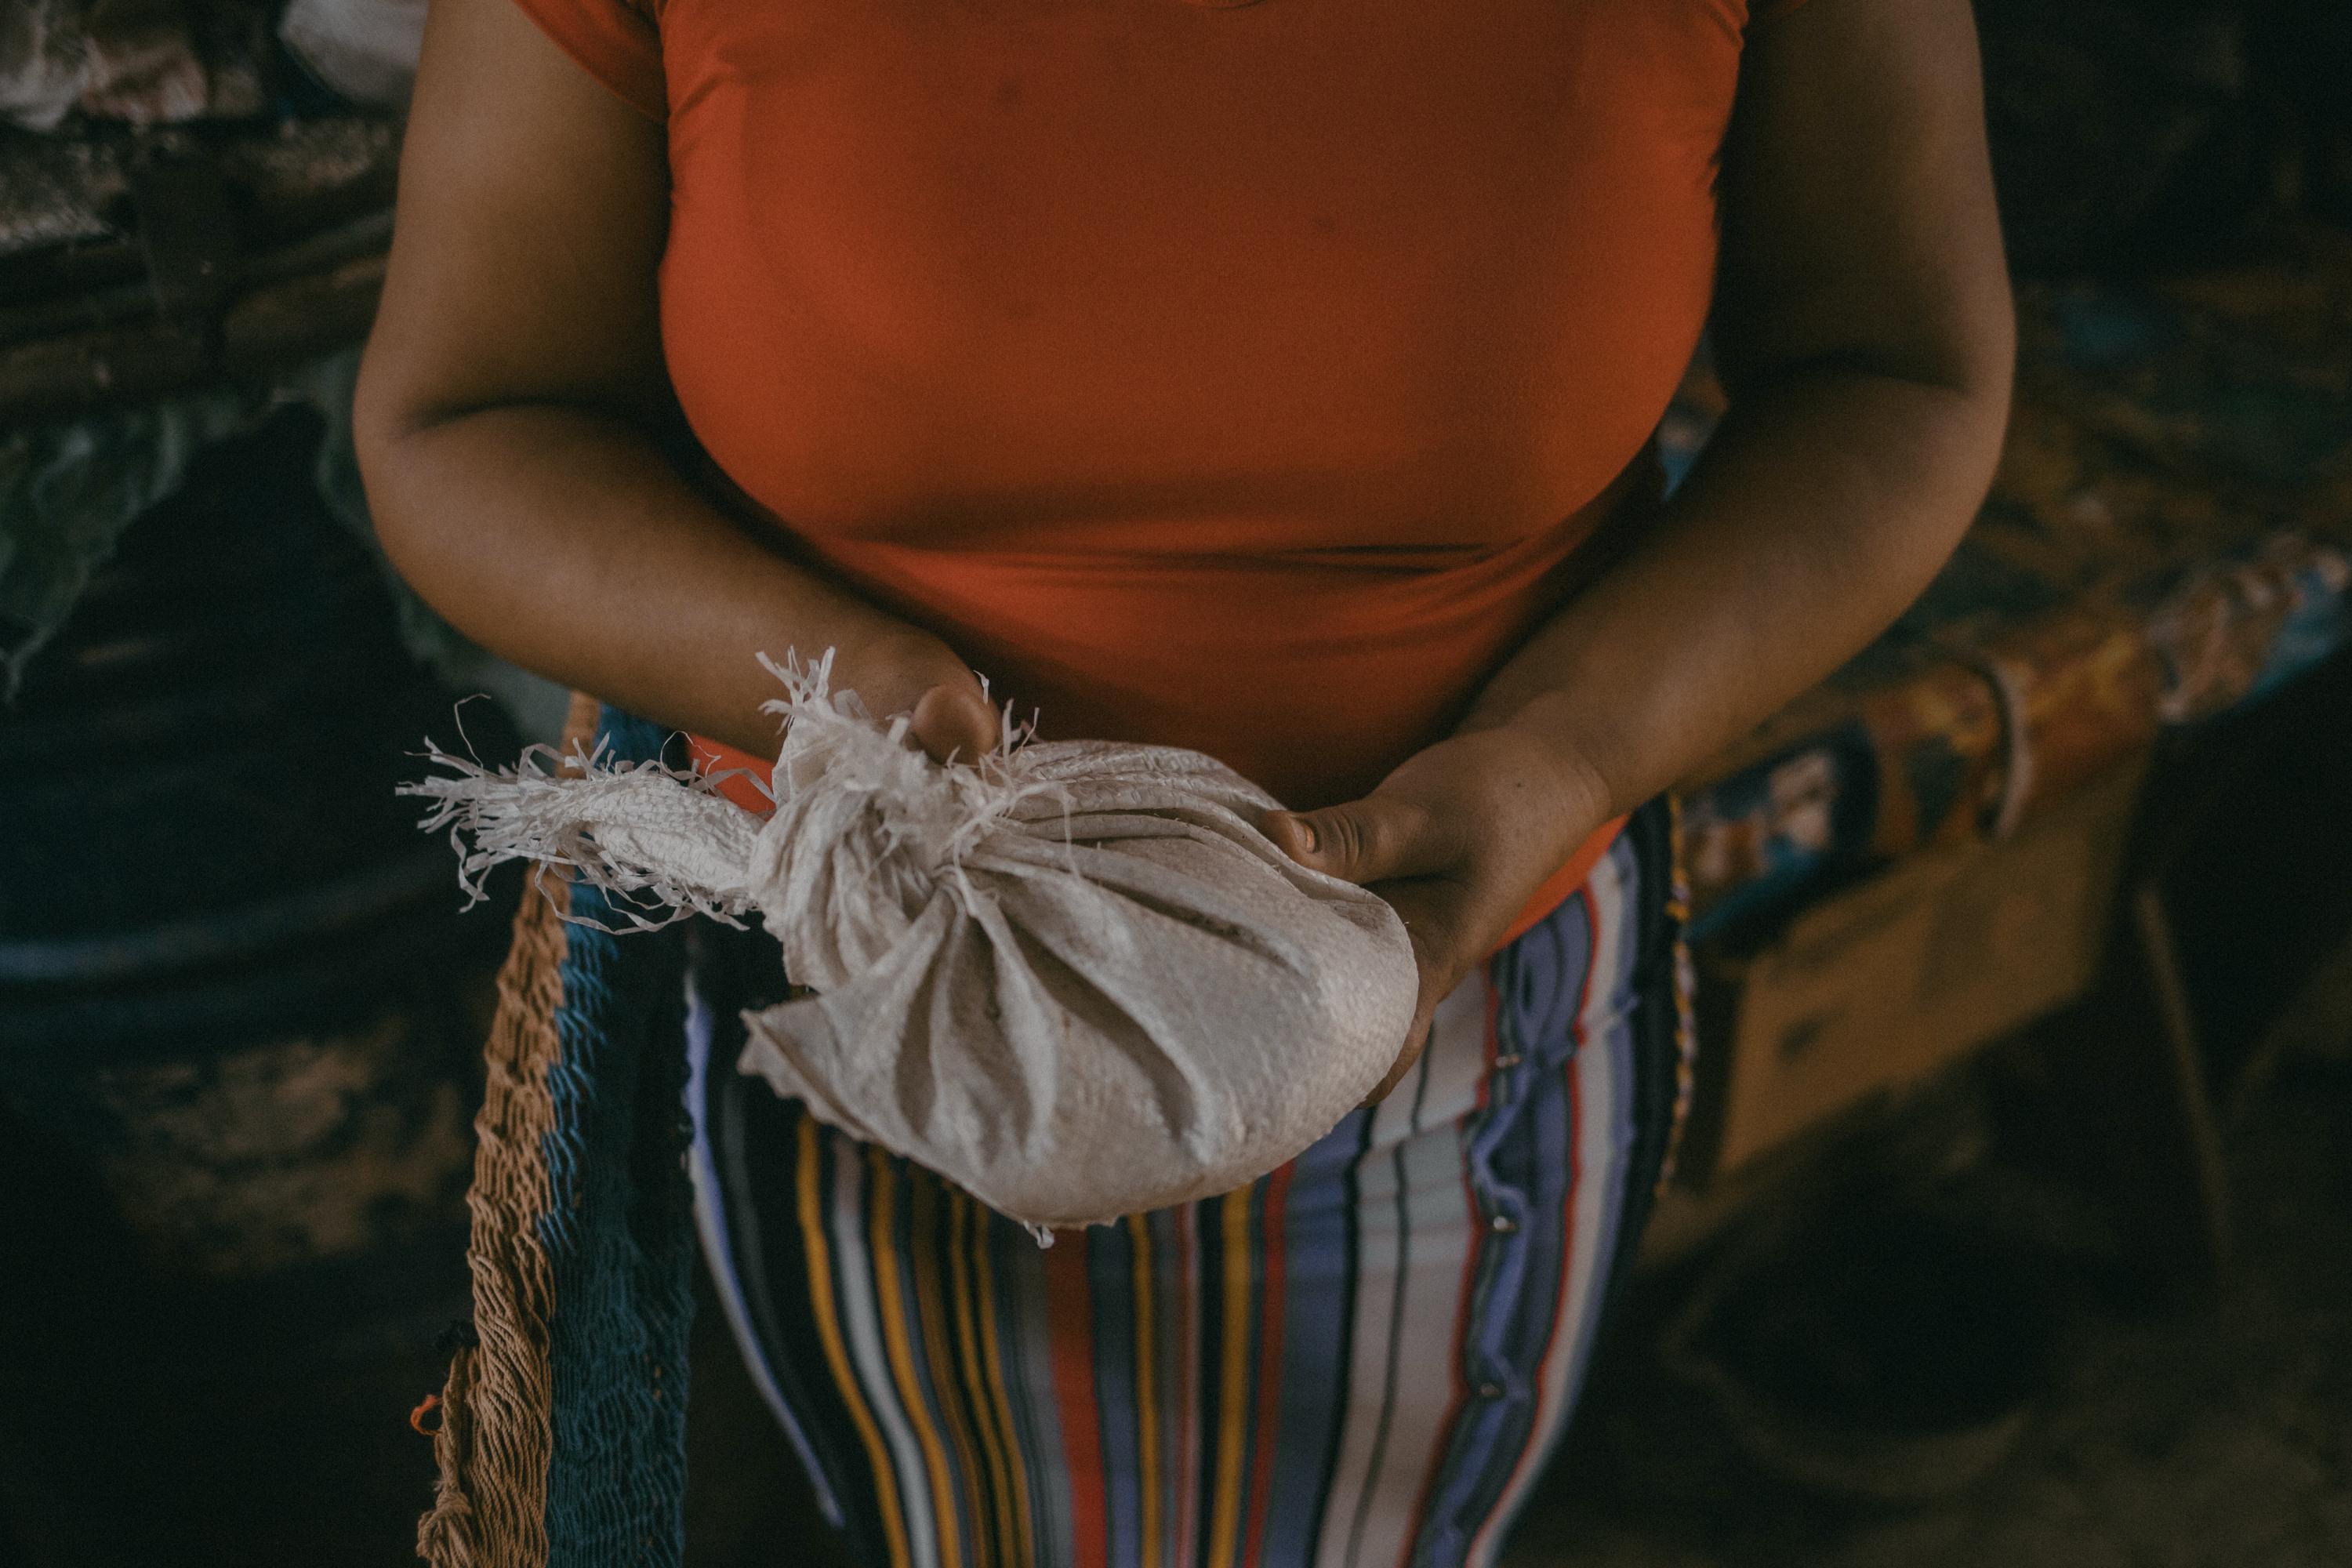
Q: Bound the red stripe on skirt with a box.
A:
[1046,1240,1112,1568]
[1240,1163,1294,1568]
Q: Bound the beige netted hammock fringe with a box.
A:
[415,693,586,1568]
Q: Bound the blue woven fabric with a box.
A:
[539,708,698,1566]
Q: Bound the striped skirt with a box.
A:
[685,799,1689,1568]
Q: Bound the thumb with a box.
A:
[909,681,1000,765]
[1262,796,1450,887]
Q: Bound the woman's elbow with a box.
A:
[1943,289,2019,525]
[351,342,452,593]
[1955,274,2017,429]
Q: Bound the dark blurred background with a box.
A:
[2,1,2349,1563]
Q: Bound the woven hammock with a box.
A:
[416,697,699,1567]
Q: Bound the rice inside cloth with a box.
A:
[406,654,1417,1229]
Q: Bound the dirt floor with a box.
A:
[684,1040,2352,1568]
[12,1009,2339,1565]
[1504,1051,2352,1568]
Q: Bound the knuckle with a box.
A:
[1323,808,1369,869]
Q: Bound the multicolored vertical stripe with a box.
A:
[691,800,1686,1568]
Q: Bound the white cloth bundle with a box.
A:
[407,655,1417,1229]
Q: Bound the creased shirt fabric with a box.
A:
[506,0,1807,924]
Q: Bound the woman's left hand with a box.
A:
[1262,725,1610,1105]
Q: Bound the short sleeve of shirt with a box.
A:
[510,0,666,121]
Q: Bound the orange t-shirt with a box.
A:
[513,0,1805,935]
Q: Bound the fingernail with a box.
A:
[1294,816,1319,853]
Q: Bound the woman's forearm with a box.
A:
[359,401,960,757]
[1464,359,2009,822]
[356,0,998,764]
[1468,0,2018,829]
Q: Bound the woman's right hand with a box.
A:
[356,0,1009,772]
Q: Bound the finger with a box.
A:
[1262,797,1454,887]
[909,681,1000,765]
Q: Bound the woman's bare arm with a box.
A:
[354,0,996,760]
[1269,0,2015,1093]
[1461,0,2015,811]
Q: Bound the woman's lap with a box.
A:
[686,800,1687,1568]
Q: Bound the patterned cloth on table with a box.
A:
[1681,226,2352,940]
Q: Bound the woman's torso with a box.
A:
[524,0,1766,808]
